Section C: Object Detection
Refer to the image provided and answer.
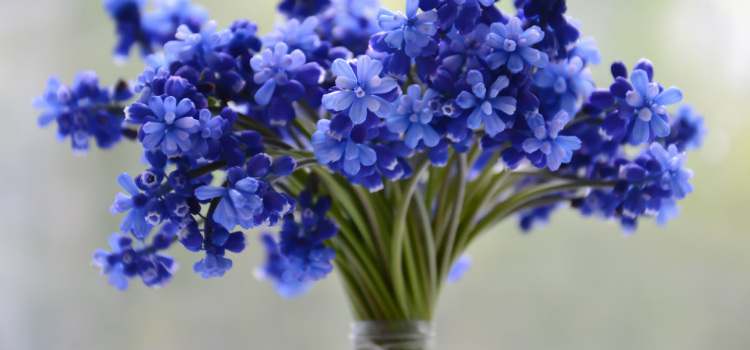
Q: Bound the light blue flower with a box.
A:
[384,85,440,148]
[322,56,398,124]
[621,69,683,143]
[647,143,694,200]
[109,173,154,238]
[455,70,517,136]
[377,0,439,57]
[164,20,231,66]
[485,16,548,73]
[141,96,201,155]
[522,111,582,171]
[194,172,264,230]
[250,42,308,105]
[533,56,595,115]
[262,17,321,53]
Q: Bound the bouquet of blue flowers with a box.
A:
[33,0,705,348]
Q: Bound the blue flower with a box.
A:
[607,60,683,143]
[447,254,472,283]
[312,119,377,175]
[256,234,312,298]
[665,104,706,151]
[377,0,439,58]
[110,173,161,238]
[278,0,331,19]
[384,85,441,148]
[141,96,201,155]
[532,56,595,115]
[250,42,319,106]
[485,17,549,73]
[164,20,233,69]
[193,252,233,279]
[522,111,582,171]
[92,233,138,290]
[646,143,694,200]
[322,56,398,124]
[262,17,321,53]
[195,168,263,230]
[455,70,518,136]
[141,0,208,45]
[33,72,126,153]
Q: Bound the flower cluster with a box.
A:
[257,191,338,297]
[34,0,703,295]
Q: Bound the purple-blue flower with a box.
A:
[646,143,694,200]
[141,96,201,155]
[312,119,377,175]
[384,85,441,148]
[455,70,517,136]
[110,173,160,238]
[262,17,321,53]
[322,56,398,124]
[250,42,318,106]
[533,56,595,115]
[194,168,264,230]
[485,17,549,73]
[522,111,582,171]
[377,0,439,58]
[607,60,683,144]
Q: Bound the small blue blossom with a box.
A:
[522,111,582,171]
[455,70,518,136]
[312,119,377,175]
[484,17,549,73]
[322,56,398,124]
[447,254,472,283]
[646,143,694,200]
[384,85,441,148]
[92,233,177,290]
[263,17,321,53]
[33,72,126,153]
[665,104,706,151]
[533,56,594,115]
[193,252,233,278]
[164,20,233,69]
[141,96,201,155]
[377,0,439,58]
[278,0,331,19]
[195,167,264,230]
[249,42,315,106]
[141,0,209,44]
[110,173,161,238]
[606,60,683,144]
[256,234,312,298]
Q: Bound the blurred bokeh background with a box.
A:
[1,0,748,348]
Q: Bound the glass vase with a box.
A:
[350,320,435,350]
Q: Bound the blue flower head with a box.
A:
[262,17,321,53]
[665,104,706,151]
[250,42,321,106]
[278,0,331,19]
[485,17,549,73]
[141,96,201,155]
[456,70,518,136]
[141,0,209,45]
[312,118,378,176]
[164,20,233,69]
[377,0,439,58]
[110,173,162,238]
[33,72,126,153]
[533,56,594,115]
[385,85,441,148]
[256,234,312,298]
[522,111,582,171]
[645,143,694,200]
[322,56,398,124]
[607,60,683,144]
[92,233,178,290]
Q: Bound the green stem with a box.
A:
[438,154,467,281]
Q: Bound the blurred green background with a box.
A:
[1,0,749,349]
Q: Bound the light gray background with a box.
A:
[1,0,748,348]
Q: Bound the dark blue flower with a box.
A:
[664,104,706,151]
[484,17,548,73]
[312,119,377,175]
[322,56,398,124]
[377,0,439,58]
[194,168,263,230]
[33,72,126,153]
[110,173,161,238]
[164,20,234,69]
[522,111,581,171]
[455,70,517,136]
[250,42,320,106]
[278,0,331,19]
